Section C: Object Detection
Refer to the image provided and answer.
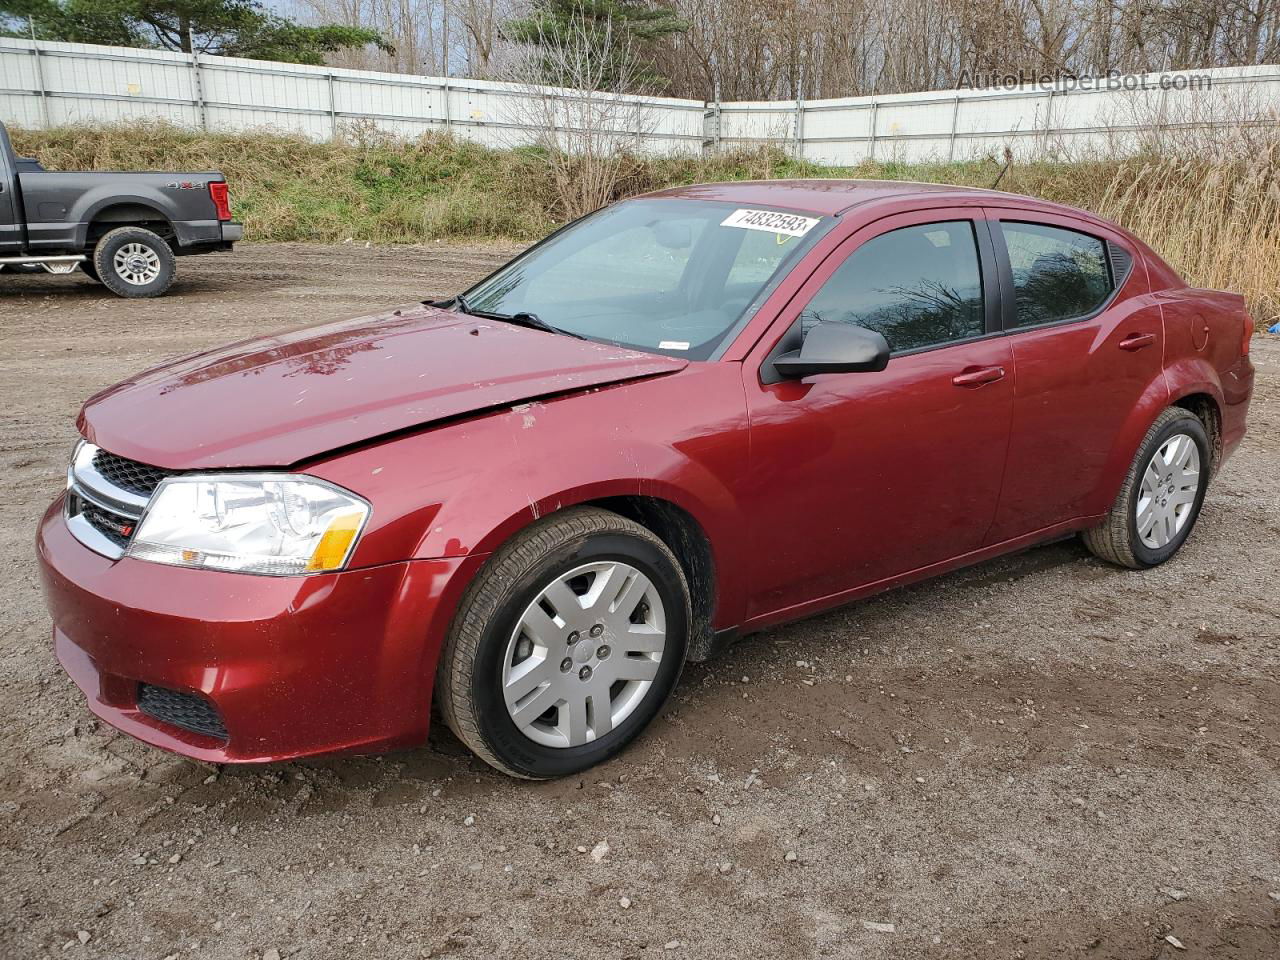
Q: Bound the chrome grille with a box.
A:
[70,492,135,549]
[65,442,159,559]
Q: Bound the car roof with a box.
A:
[639,178,1072,219]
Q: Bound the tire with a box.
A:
[436,507,690,779]
[92,226,176,298]
[79,259,101,283]
[1082,407,1210,569]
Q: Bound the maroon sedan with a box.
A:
[38,181,1255,778]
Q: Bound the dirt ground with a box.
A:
[1,244,1277,960]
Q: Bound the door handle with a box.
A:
[952,365,1006,388]
[1119,332,1156,351]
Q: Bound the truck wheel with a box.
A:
[1082,407,1210,569]
[93,227,176,298]
[436,507,690,779]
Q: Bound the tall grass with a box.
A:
[10,122,1278,325]
[1096,149,1280,325]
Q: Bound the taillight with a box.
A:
[209,181,231,221]
[1242,310,1253,357]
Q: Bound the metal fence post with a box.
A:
[703,75,722,155]
[1041,89,1054,157]
[189,45,208,130]
[712,76,722,152]
[28,27,51,129]
[327,73,337,139]
[1155,85,1169,150]
[868,100,879,161]
[948,94,961,162]
[793,96,805,159]
[442,78,452,131]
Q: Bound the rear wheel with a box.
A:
[1082,407,1210,568]
[93,226,175,298]
[435,507,690,779]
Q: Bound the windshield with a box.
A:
[462,198,829,360]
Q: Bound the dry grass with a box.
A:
[10,122,1278,325]
[1095,149,1280,324]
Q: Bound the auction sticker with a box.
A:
[721,208,819,237]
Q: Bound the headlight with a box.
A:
[127,475,370,576]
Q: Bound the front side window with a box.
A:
[464,198,827,360]
[1000,222,1111,327]
[800,221,985,353]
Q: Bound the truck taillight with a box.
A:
[209,182,231,221]
[1242,310,1254,357]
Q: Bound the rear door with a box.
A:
[740,208,1015,619]
[983,208,1166,543]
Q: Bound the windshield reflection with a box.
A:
[462,198,828,361]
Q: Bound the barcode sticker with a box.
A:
[721,208,820,237]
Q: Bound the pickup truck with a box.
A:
[0,120,242,297]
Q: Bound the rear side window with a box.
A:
[801,220,985,353]
[1000,222,1112,327]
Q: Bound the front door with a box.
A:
[741,210,1014,620]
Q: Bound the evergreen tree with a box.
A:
[503,0,686,91]
[1,0,389,65]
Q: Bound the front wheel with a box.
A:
[1082,407,1210,568]
[93,226,176,298]
[435,507,690,779]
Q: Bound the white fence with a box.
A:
[3,37,1279,163]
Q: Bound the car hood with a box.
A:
[78,304,688,469]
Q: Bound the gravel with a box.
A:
[1,244,1278,959]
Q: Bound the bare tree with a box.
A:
[457,0,502,73]
[653,0,1280,100]
[287,0,516,74]
[497,14,660,219]
[284,0,1280,101]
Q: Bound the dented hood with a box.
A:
[78,304,687,469]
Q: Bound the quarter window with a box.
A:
[1000,222,1112,327]
[801,221,985,353]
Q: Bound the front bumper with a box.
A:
[37,494,471,763]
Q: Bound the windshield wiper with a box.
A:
[450,295,586,341]
[503,311,588,341]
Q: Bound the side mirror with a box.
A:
[772,321,890,378]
